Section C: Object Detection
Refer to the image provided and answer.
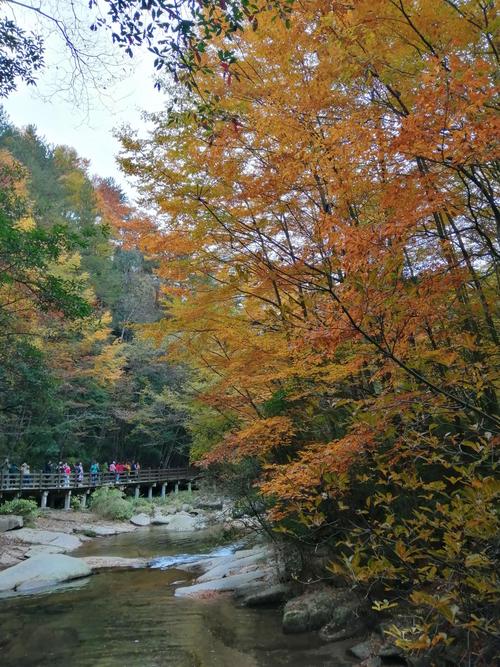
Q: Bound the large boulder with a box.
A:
[0,515,23,533]
[165,512,198,532]
[2,528,81,551]
[283,587,360,634]
[130,513,151,527]
[0,554,91,593]
[242,583,292,607]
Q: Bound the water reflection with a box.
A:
[0,530,356,667]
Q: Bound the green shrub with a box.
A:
[153,490,196,512]
[89,487,133,521]
[0,497,39,521]
[70,495,85,511]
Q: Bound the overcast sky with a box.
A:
[2,1,168,199]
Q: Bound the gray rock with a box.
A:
[165,512,198,532]
[76,523,135,536]
[198,549,271,583]
[349,638,381,661]
[350,640,372,660]
[0,554,91,593]
[80,556,149,571]
[25,545,65,558]
[181,504,192,512]
[243,583,291,607]
[175,556,233,574]
[0,515,23,533]
[283,587,359,634]
[130,513,151,527]
[318,601,365,641]
[175,568,272,598]
[151,514,171,525]
[2,528,81,551]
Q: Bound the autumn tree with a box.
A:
[119,1,499,661]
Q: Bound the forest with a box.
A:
[0,114,190,467]
[0,1,499,665]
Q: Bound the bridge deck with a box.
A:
[0,467,197,494]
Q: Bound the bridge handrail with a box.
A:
[0,467,198,492]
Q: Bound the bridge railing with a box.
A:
[0,467,197,492]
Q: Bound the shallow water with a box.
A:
[0,528,355,667]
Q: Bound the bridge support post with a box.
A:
[134,486,140,499]
[160,483,167,499]
[187,481,192,494]
[174,481,179,494]
[40,491,49,509]
[64,490,71,511]
[80,491,89,509]
[147,485,153,501]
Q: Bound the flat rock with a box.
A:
[175,568,272,598]
[0,515,23,533]
[175,556,233,574]
[198,550,271,583]
[76,523,136,536]
[25,545,65,558]
[0,554,91,593]
[2,528,81,551]
[130,513,151,527]
[151,514,171,525]
[80,556,149,571]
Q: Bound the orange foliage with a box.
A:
[118,0,499,514]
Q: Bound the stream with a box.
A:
[0,527,355,666]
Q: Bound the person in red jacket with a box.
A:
[115,462,124,482]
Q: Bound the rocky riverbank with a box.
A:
[0,504,414,666]
[0,492,251,593]
[165,544,417,667]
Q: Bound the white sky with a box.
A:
[2,1,169,199]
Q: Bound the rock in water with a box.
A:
[0,554,91,593]
[130,513,151,526]
[0,515,23,533]
[242,583,291,607]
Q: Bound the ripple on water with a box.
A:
[0,531,356,667]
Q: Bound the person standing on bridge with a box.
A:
[20,462,31,488]
[76,462,84,486]
[63,462,71,487]
[90,461,99,485]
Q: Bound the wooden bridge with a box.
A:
[0,467,199,509]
